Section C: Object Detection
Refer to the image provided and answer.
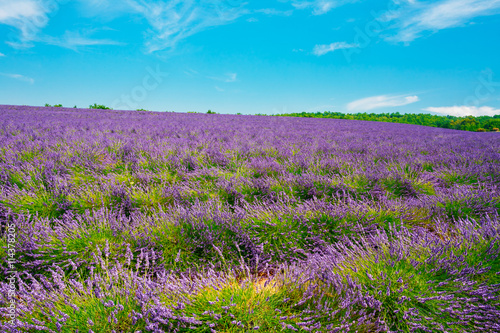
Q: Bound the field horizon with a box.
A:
[3,104,500,133]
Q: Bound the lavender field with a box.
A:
[1,104,500,332]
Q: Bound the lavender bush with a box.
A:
[0,105,499,332]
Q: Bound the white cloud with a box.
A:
[215,86,225,92]
[0,52,5,57]
[0,0,43,21]
[0,0,249,52]
[125,0,249,53]
[290,0,356,15]
[347,94,419,111]
[75,1,302,52]
[0,0,53,47]
[383,0,500,42]
[0,73,34,84]
[0,0,122,50]
[424,106,500,117]
[313,42,358,56]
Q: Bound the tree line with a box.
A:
[274,111,500,132]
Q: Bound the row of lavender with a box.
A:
[0,105,499,332]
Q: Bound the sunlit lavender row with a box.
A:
[1,105,499,332]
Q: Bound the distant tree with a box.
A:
[451,116,478,131]
[89,103,111,110]
[483,119,500,131]
[207,110,217,114]
[44,103,51,107]
[54,104,63,107]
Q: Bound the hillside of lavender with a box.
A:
[1,104,500,332]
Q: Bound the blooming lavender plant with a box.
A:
[0,105,499,332]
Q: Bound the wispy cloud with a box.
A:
[125,0,249,53]
[0,52,5,57]
[0,73,34,84]
[41,30,124,51]
[209,73,238,83]
[313,42,358,56]
[347,94,419,111]
[383,0,500,42]
[76,0,131,18]
[1,0,248,52]
[224,73,237,83]
[0,0,40,21]
[424,105,500,117]
[290,0,356,15]
[215,86,225,92]
[255,8,293,16]
[0,0,123,50]
[0,0,51,47]
[75,1,299,52]
[184,68,199,77]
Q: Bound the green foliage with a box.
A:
[483,119,500,130]
[207,110,218,114]
[178,277,297,332]
[89,103,112,110]
[26,273,145,332]
[54,104,63,107]
[274,111,500,132]
[44,103,51,107]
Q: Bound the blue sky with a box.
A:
[1,0,500,116]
